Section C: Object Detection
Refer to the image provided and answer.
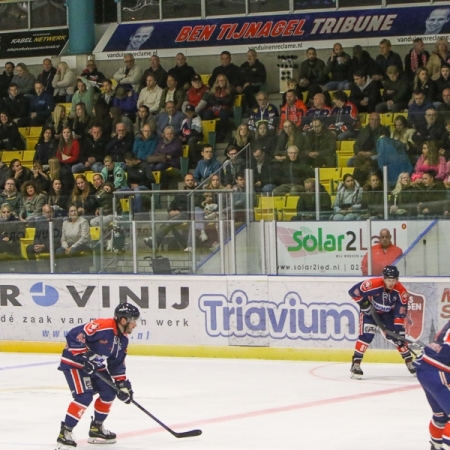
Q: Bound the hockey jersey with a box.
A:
[420,322,450,372]
[349,277,408,327]
[59,318,129,382]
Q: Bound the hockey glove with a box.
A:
[78,351,102,375]
[359,299,371,315]
[116,380,133,404]
[392,326,407,347]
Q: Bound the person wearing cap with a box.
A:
[348,265,416,379]
[183,74,209,115]
[180,104,203,165]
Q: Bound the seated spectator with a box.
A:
[140,54,167,90]
[80,60,106,90]
[291,178,332,221]
[72,124,110,174]
[37,58,56,96]
[19,180,45,222]
[349,70,382,113]
[427,37,450,81]
[251,146,277,193]
[9,159,32,190]
[47,178,68,217]
[48,157,74,195]
[438,88,450,121]
[12,63,36,96]
[52,61,77,103]
[0,110,25,150]
[348,45,379,82]
[193,144,221,184]
[221,145,246,189]
[361,171,384,219]
[167,53,196,91]
[391,115,415,150]
[111,86,138,122]
[439,117,450,159]
[251,121,277,158]
[182,74,209,115]
[90,181,117,232]
[375,65,410,113]
[404,38,430,83]
[71,102,90,142]
[44,103,71,140]
[99,78,115,107]
[137,74,163,115]
[113,54,143,93]
[247,91,279,132]
[0,202,21,256]
[408,89,435,137]
[0,62,14,99]
[411,68,436,104]
[70,78,94,119]
[434,64,450,103]
[0,178,22,216]
[203,74,235,142]
[70,174,97,218]
[55,204,91,273]
[272,145,314,195]
[101,155,128,189]
[180,104,203,165]
[237,49,267,111]
[147,125,182,173]
[56,126,81,168]
[24,81,55,127]
[279,89,307,130]
[209,51,242,90]
[328,90,358,140]
[298,47,328,93]
[390,172,419,218]
[132,123,158,161]
[229,123,253,155]
[232,172,247,218]
[31,161,51,193]
[412,140,447,183]
[134,105,155,137]
[154,100,185,137]
[417,169,447,218]
[105,122,133,164]
[302,93,332,132]
[306,118,336,168]
[331,173,363,220]
[324,43,352,91]
[121,152,155,214]
[4,83,29,124]
[33,127,57,171]
[275,120,310,161]
[158,75,185,112]
[109,106,133,135]
[414,108,446,144]
[373,39,403,81]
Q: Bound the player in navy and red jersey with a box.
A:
[56,303,140,449]
[416,323,450,450]
[348,265,416,379]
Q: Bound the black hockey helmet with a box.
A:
[383,265,399,279]
[114,302,140,322]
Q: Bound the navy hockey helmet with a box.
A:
[383,265,399,279]
[114,303,140,322]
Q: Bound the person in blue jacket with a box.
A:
[56,303,139,449]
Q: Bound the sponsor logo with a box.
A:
[30,282,59,307]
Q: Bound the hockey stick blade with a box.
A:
[95,371,202,439]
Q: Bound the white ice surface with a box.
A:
[0,353,430,449]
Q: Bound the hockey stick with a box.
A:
[95,371,202,438]
[369,303,427,351]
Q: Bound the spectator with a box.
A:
[306,118,336,168]
[361,228,403,276]
[80,60,106,90]
[147,125,182,172]
[134,105,155,137]
[302,93,332,132]
[52,61,77,103]
[349,70,382,113]
[47,157,74,195]
[291,178,332,221]
[209,51,242,90]
[105,122,133,164]
[113,54,143,92]
[298,47,328,93]
[404,38,430,83]
[182,74,209,115]
[390,115,417,164]
[140,54,167,90]
[434,64,450,103]
[180,104,203,164]
[247,91,279,132]
[158,75,185,112]
[47,179,68,217]
[44,103,71,139]
[374,39,403,80]
[23,81,55,127]
[90,181,117,232]
[35,126,57,166]
[417,169,447,218]
[101,155,128,189]
[193,144,221,184]
[99,78,115,107]
[3,82,29,124]
[375,65,410,113]
[251,146,277,193]
[328,90,358,140]
[427,37,450,81]
[0,110,25,150]
[279,89,307,130]
[0,178,22,216]
[440,117,450,159]
[154,101,185,137]
[31,161,50,193]
[408,89,435,135]
[132,123,158,161]
[111,86,138,122]
[331,173,363,221]
[9,159,32,190]
[237,49,267,111]
[70,174,97,218]
[361,171,384,220]
[12,63,36,96]
[390,172,419,218]
[437,88,450,121]
[137,74,163,115]
[411,140,447,183]
[324,43,352,91]
[0,203,21,256]
[167,53,196,91]
[55,126,81,168]
[0,62,14,98]
[348,45,379,81]
[71,102,90,142]
[411,68,436,104]
[251,121,277,158]
[221,145,246,189]
[70,78,94,119]
[109,106,133,136]
[228,123,253,154]
[275,119,310,161]
[414,108,446,144]
[19,180,45,222]
[72,125,110,174]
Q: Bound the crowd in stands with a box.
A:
[1,35,450,259]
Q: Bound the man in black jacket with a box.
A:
[349,70,382,114]
[0,62,14,98]
[291,178,332,221]
[105,123,133,163]
[4,83,29,124]
[238,49,267,111]
[73,125,111,173]
[251,147,277,193]
[209,51,242,89]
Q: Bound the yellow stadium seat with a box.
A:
[181,145,189,177]
[29,127,42,137]
[233,94,243,126]
[20,227,36,259]
[319,168,340,194]
[254,196,285,221]
[2,150,23,164]
[18,127,30,137]
[200,74,211,85]
[339,140,354,154]
[201,119,218,148]
[283,195,300,221]
[380,113,393,126]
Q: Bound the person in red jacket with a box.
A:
[279,89,307,130]
[56,303,139,449]
[361,228,403,276]
[55,126,80,168]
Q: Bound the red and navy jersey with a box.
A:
[421,322,450,372]
[328,101,359,132]
[349,277,408,327]
[302,106,332,131]
[59,318,129,382]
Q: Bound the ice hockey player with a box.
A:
[416,322,450,450]
[55,302,140,449]
[348,265,416,379]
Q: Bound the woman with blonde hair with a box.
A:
[71,102,90,141]
[411,68,436,103]
[229,123,253,153]
[52,61,77,103]
[411,140,447,183]
[70,174,97,217]
[11,62,36,95]
[55,126,80,168]
[48,157,74,194]
[426,37,450,80]
[45,103,71,139]
[390,172,419,217]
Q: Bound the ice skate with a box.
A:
[88,418,117,444]
[56,421,76,448]
[350,357,363,379]
[405,357,417,375]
